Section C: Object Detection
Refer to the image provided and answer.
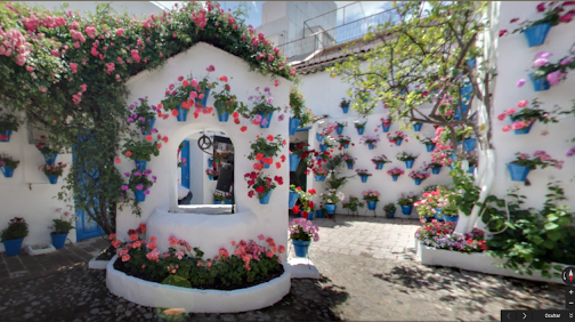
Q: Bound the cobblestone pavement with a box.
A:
[0,216,564,322]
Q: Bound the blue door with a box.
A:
[73,137,105,241]
[181,140,190,189]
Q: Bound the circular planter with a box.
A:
[225,199,233,205]
[385,210,396,219]
[414,178,422,185]
[375,163,385,170]
[316,133,324,142]
[524,22,552,47]
[346,162,354,170]
[3,238,23,257]
[141,118,156,135]
[413,123,422,132]
[214,200,223,205]
[48,175,58,184]
[43,153,58,166]
[292,240,311,258]
[106,256,290,313]
[507,163,531,182]
[320,144,327,152]
[0,130,12,142]
[366,201,378,211]
[51,233,68,249]
[315,175,325,182]
[217,111,229,122]
[325,204,337,215]
[368,143,375,150]
[177,105,187,122]
[382,124,391,133]
[400,205,413,215]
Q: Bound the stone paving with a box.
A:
[0,215,565,321]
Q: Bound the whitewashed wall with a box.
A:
[0,126,73,252]
[299,69,451,218]
[119,42,292,258]
[492,1,575,209]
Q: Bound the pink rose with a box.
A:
[517,100,528,108]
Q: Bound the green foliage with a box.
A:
[212,81,249,116]
[0,113,19,132]
[289,88,306,118]
[1,217,28,242]
[49,208,75,234]
[247,135,283,160]
[396,151,417,161]
[129,98,157,132]
[448,166,480,216]
[213,191,225,201]
[249,87,280,118]
[35,136,61,155]
[342,195,365,214]
[126,168,155,192]
[122,138,160,162]
[0,153,19,169]
[485,183,575,278]
[39,162,67,177]
[397,193,418,206]
[162,274,192,288]
[383,203,396,212]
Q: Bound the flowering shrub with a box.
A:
[504,2,575,36]
[341,152,356,166]
[387,167,405,177]
[355,169,372,177]
[321,189,345,204]
[383,203,396,213]
[314,150,332,164]
[290,142,312,160]
[371,155,391,165]
[249,87,280,123]
[362,190,381,202]
[342,195,365,212]
[360,135,380,147]
[289,88,306,119]
[0,113,19,133]
[498,98,558,132]
[415,221,487,253]
[244,171,282,198]
[289,218,319,242]
[414,188,455,218]
[509,151,563,169]
[387,131,407,144]
[122,169,155,196]
[35,135,60,155]
[430,141,454,167]
[127,98,158,133]
[1,217,28,242]
[318,122,338,137]
[160,71,216,117]
[213,191,225,202]
[337,135,351,148]
[248,135,284,170]
[408,170,430,181]
[293,189,317,218]
[0,153,20,169]
[213,77,249,116]
[39,162,67,177]
[530,52,575,86]
[50,208,76,234]
[397,193,418,206]
[396,151,418,162]
[206,168,219,177]
[111,225,285,290]
[122,137,161,162]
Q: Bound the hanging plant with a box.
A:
[386,131,407,145]
[0,153,20,178]
[249,87,281,127]
[342,195,365,214]
[248,135,284,170]
[0,113,19,142]
[126,98,158,134]
[498,98,558,134]
[359,134,380,149]
[122,137,161,163]
[160,70,217,119]
[121,169,156,202]
[212,78,249,117]
[529,52,575,89]
[337,135,352,149]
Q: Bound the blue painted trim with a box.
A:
[296,126,312,132]
[181,140,190,189]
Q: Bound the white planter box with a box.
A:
[26,243,56,256]
[416,241,565,284]
[88,256,110,270]
[106,255,291,313]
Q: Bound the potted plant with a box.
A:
[122,138,161,170]
[294,189,317,220]
[356,169,372,183]
[529,51,575,91]
[316,202,327,218]
[249,87,280,128]
[414,189,440,222]
[381,116,392,133]
[337,135,351,149]
[0,153,20,178]
[289,185,303,209]
[1,217,28,256]
[354,120,368,135]
[396,152,418,169]
[245,171,282,204]
[419,137,436,152]
[321,135,336,152]
[342,195,365,216]
[409,170,430,186]
[160,72,216,122]
[248,135,284,170]
[423,161,443,175]
[49,208,76,249]
[39,162,67,184]
[206,168,219,180]
[314,167,329,182]
[320,189,345,217]
[289,218,319,258]
[289,89,306,135]
[508,2,575,47]
[371,154,391,170]
[387,131,407,146]
[342,152,356,169]
[454,126,477,151]
[340,98,351,113]
[224,192,233,204]
[387,167,405,181]
[336,121,347,135]
[507,151,562,182]
[290,142,310,172]
[122,168,155,203]
[213,79,249,123]
[360,135,380,150]
[213,191,225,204]
[441,200,460,224]
[498,98,558,135]
[413,122,423,132]
[0,113,19,143]
[126,97,158,135]
[35,135,61,166]
[362,190,381,212]
[397,193,418,215]
[383,203,397,219]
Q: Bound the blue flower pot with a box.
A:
[529,73,550,92]
[514,121,534,135]
[405,160,414,169]
[325,204,337,215]
[209,175,214,180]
[413,123,422,132]
[135,158,147,170]
[382,124,391,133]
[51,233,67,249]
[375,162,385,170]
[368,143,375,150]
[316,210,324,218]
[434,208,444,221]
[48,175,58,184]
[320,144,327,152]
[289,118,301,136]
[425,144,436,152]
[289,154,300,172]
[392,175,399,182]
[400,89,407,95]
[443,215,459,223]
[176,105,187,122]
[1,166,14,178]
[208,158,214,168]
[507,163,531,182]
[395,139,403,146]
[292,240,311,258]
[357,127,365,135]
[346,162,354,169]
[430,167,441,175]
[414,178,422,185]
[467,58,476,68]
[315,175,325,182]
[259,111,273,129]
[337,126,344,135]
[400,205,413,215]
[464,138,476,151]
[289,192,300,209]
[343,144,349,149]
[43,153,58,166]
[3,238,23,256]
[141,118,156,135]
[135,190,146,202]
[386,209,396,219]
[360,176,369,183]
[225,199,232,204]
[258,189,273,205]
[218,111,229,122]
[524,22,551,47]
[214,200,223,204]
[260,155,271,169]
[469,167,476,175]
[367,201,378,211]
[342,105,349,114]
[0,130,12,142]
[316,133,324,142]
